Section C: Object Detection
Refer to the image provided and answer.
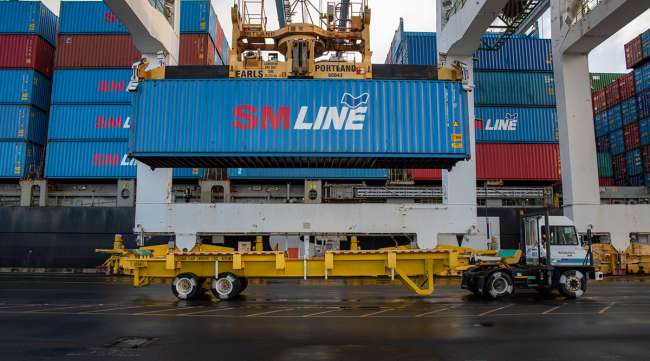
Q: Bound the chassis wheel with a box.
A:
[211,273,241,300]
[559,270,586,298]
[171,273,201,300]
[239,277,249,293]
[484,271,513,299]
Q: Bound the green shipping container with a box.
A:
[590,73,624,92]
[597,152,613,177]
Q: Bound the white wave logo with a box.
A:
[340,92,370,109]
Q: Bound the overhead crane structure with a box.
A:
[98,0,476,299]
[438,0,650,251]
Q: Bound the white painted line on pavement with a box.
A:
[542,303,566,315]
[246,308,293,317]
[360,308,394,317]
[478,304,513,316]
[301,309,340,317]
[179,307,238,316]
[599,302,616,314]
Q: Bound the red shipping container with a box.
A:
[592,89,607,114]
[625,36,643,69]
[0,35,55,78]
[179,34,216,66]
[612,154,627,180]
[599,178,615,186]
[411,144,561,181]
[618,72,636,100]
[605,81,621,107]
[55,35,141,68]
[643,144,650,173]
[623,122,641,150]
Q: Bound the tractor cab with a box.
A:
[523,216,591,267]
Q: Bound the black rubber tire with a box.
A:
[483,271,514,300]
[559,270,587,298]
[211,273,241,300]
[171,273,202,300]
[238,277,248,294]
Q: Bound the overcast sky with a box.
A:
[42,0,649,73]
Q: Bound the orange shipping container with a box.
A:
[179,34,216,66]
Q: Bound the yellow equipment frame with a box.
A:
[98,236,451,296]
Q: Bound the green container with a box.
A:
[597,152,613,177]
[590,73,624,92]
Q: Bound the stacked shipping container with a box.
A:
[0,2,57,179]
[387,21,560,182]
[44,1,227,180]
[595,28,650,187]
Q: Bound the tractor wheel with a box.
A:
[559,270,587,298]
[171,273,202,300]
[211,273,241,300]
[484,271,514,300]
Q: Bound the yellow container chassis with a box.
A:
[98,235,453,300]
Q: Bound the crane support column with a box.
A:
[551,0,650,250]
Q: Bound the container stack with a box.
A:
[593,28,650,187]
[45,1,225,180]
[180,0,229,65]
[0,2,57,179]
[387,20,560,183]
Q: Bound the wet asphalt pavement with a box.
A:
[1,275,650,361]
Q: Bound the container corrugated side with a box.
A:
[640,117,650,145]
[474,71,555,106]
[613,154,626,180]
[605,81,621,106]
[48,104,131,141]
[636,62,650,94]
[590,73,623,92]
[0,70,51,111]
[594,111,608,137]
[0,105,48,144]
[404,33,437,65]
[626,149,643,176]
[0,142,43,178]
[621,98,638,125]
[228,168,389,180]
[609,129,625,155]
[618,72,635,100]
[215,17,229,64]
[607,105,622,131]
[474,37,553,72]
[0,1,58,46]
[51,69,132,104]
[475,106,558,143]
[0,35,55,78]
[180,0,218,45]
[639,90,650,119]
[45,141,203,179]
[597,153,613,178]
[592,89,607,114]
[54,35,140,68]
[596,135,610,153]
[625,36,643,69]
[130,79,470,169]
[642,30,650,60]
[59,1,128,34]
[623,122,640,151]
[179,34,216,65]
[643,145,650,173]
[410,143,561,181]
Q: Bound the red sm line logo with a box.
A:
[232,93,369,130]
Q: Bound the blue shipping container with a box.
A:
[594,111,609,137]
[640,117,650,145]
[607,105,623,131]
[474,71,556,106]
[636,62,650,94]
[609,129,625,155]
[228,168,389,180]
[181,0,218,45]
[45,141,204,179]
[51,69,132,104]
[627,149,643,176]
[0,1,58,46]
[639,90,650,120]
[629,174,645,186]
[130,79,470,169]
[646,173,650,187]
[48,104,131,141]
[621,97,638,125]
[0,70,51,111]
[642,30,650,61]
[474,36,553,72]
[475,107,558,143]
[0,105,48,144]
[58,1,128,34]
[0,141,42,178]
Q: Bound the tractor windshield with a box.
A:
[541,226,580,246]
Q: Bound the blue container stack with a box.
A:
[0,1,57,178]
[45,1,209,179]
[385,19,559,184]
